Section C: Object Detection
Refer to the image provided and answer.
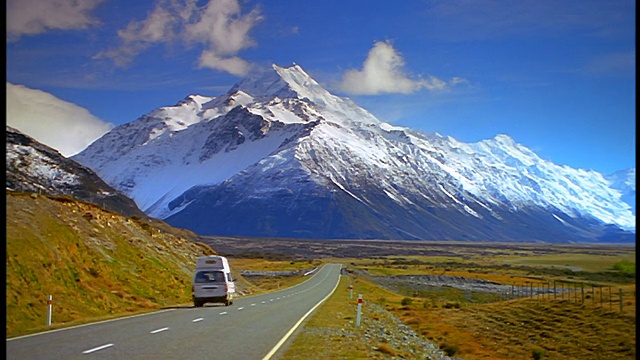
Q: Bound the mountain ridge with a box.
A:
[71,63,635,243]
[6,126,147,218]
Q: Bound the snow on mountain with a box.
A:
[6,126,146,218]
[606,168,636,215]
[72,63,635,242]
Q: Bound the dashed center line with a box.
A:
[219,311,228,315]
[82,344,113,354]
[150,327,169,334]
[192,318,204,322]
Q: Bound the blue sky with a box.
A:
[6,0,636,175]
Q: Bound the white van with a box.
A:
[192,255,236,307]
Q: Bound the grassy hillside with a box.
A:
[6,192,217,337]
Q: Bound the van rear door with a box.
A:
[193,270,227,300]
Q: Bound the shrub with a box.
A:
[612,260,635,274]
[443,302,461,309]
[401,297,413,306]
[532,348,545,359]
[439,343,459,356]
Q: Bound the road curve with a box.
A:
[7,263,342,360]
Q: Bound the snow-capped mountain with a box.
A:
[6,126,146,218]
[606,168,635,215]
[72,63,635,243]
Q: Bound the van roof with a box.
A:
[195,255,228,269]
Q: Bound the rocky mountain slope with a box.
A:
[7,126,146,218]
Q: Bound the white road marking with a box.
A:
[82,343,113,354]
[237,307,245,311]
[150,327,169,334]
[262,265,341,360]
[192,318,204,322]
[219,311,228,315]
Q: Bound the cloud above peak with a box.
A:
[6,83,114,157]
[339,41,459,95]
[95,0,262,76]
[6,0,103,42]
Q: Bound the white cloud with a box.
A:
[185,0,262,75]
[6,83,114,157]
[197,51,252,76]
[95,0,262,76]
[6,0,103,41]
[339,41,453,95]
[96,3,178,67]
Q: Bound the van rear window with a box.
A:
[195,271,225,283]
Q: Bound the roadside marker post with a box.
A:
[348,285,353,299]
[46,295,52,326]
[356,294,363,327]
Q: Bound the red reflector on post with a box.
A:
[358,298,363,304]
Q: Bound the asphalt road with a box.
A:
[7,263,342,360]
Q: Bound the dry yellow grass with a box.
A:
[228,258,322,294]
[282,275,411,359]
[284,252,635,360]
[392,297,636,359]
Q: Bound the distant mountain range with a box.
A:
[26,63,633,243]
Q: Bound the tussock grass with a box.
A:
[282,275,408,359]
[285,246,635,360]
[395,297,636,359]
[229,258,322,293]
[6,193,215,337]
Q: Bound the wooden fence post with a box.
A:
[570,283,573,302]
[600,286,603,307]
[619,288,623,313]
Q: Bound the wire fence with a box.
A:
[497,280,636,313]
[351,269,635,314]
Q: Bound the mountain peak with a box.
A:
[225,62,380,126]
[228,63,328,103]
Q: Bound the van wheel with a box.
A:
[194,300,203,307]
[224,300,230,306]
